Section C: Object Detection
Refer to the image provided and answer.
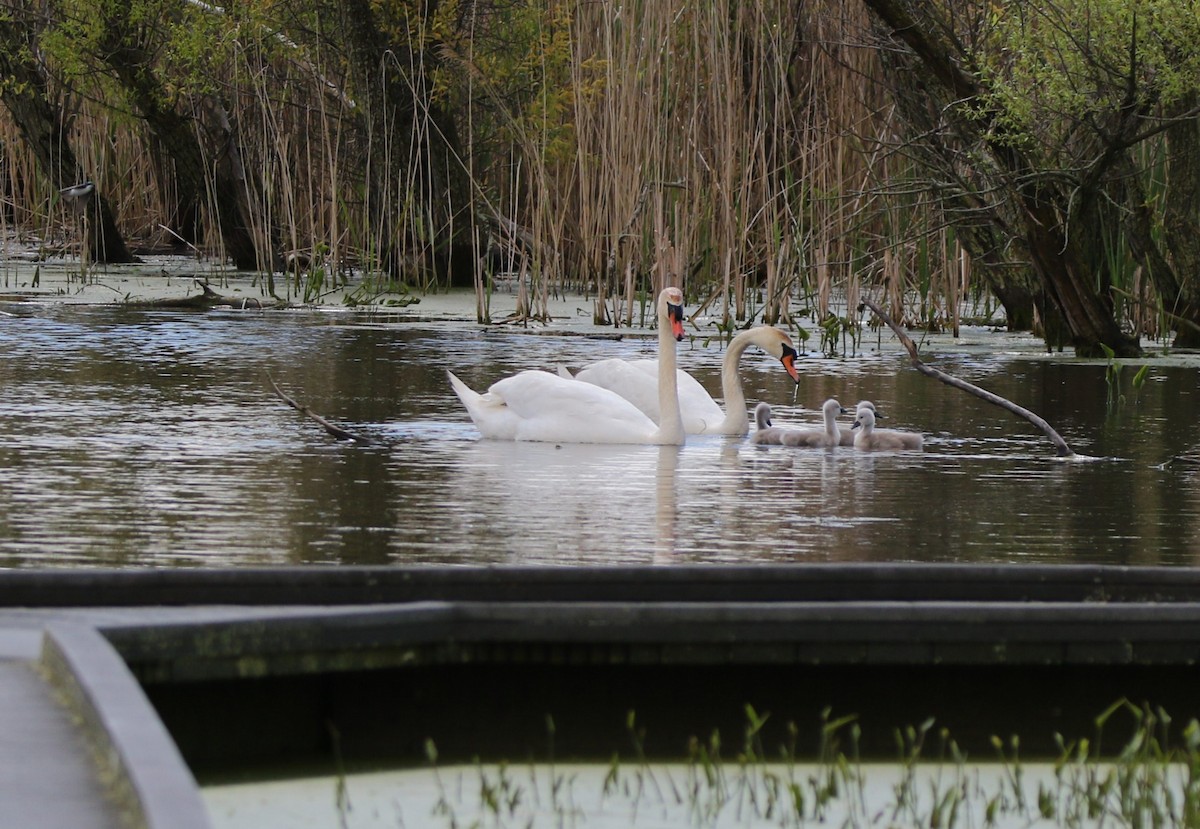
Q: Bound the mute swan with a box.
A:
[562,326,801,435]
[750,398,847,448]
[851,407,923,450]
[749,402,789,445]
[449,287,687,445]
[838,400,878,446]
[784,398,847,447]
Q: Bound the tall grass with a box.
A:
[414,702,1200,829]
[0,0,1004,331]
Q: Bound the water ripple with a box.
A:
[0,307,1197,566]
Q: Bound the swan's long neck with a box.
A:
[754,403,772,429]
[716,330,755,433]
[824,404,840,439]
[655,302,685,445]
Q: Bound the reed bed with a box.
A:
[0,0,1046,334]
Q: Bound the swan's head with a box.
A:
[779,342,800,383]
[749,327,801,383]
[661,287,686,341]
[852,408,876,431]
[856,400,881,418]
[824,398,848,417]
[754,402,773,428]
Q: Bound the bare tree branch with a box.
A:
[859,296,1075,457]
[267,374,372,444]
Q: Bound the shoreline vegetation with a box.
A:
[0,240,994,351]
[0,242,1169,460]
[204,702,1200,829]
[3,2,1200,358]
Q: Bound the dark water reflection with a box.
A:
[0,304,1197,567]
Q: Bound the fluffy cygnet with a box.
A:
[749,402,789,445]
[751,399,847,448]
[839,401,878,446]
[851,407,923,450]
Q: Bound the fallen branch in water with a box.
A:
[859,296,1075,458]
[1156,455,1200,469]
[267,374,372,443]
[128,280,277,310]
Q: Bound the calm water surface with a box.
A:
[0,303,1197,567]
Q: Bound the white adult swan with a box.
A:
[562,326,801,435]
[851,407,924,450]
[448,287,687,445]
[751,398,847,447]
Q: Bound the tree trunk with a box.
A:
[858,0,1140,357]
[0,16,136,264]
[1015,190,1138,356]
[94,10,272,270]
[874,38,1053,337]
[193,99,281,272]
[1160,106,1200,348]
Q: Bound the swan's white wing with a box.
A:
[572,359,661,419]
[450,286,688,446]
[573,358,723,434]
[452,370,661,444]
[674,369,725,430]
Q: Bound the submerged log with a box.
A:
[125,281,277,310]
[859,296,1075,458]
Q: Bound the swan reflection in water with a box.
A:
[446,439,685,563]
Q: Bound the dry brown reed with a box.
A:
[0,0,979,331]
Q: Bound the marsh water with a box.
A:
[1,297,1198,568]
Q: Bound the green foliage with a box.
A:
[37,0,263,110]
[1101,342,1151,412]
[402,0,583,166]
[977,0,1200,151]
[1132,362,1150,401]
[1100,342,1125,411]
[818,312,860,358]
[160,4,243,97]
[419,703,1200,828]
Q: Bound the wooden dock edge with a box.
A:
[10,563,1200,781]
[3,562,1200,606]
[39,624,212,829]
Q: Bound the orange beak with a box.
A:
[780,345,800,383]
[668,303,686,341]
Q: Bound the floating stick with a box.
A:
[267,374,372,444]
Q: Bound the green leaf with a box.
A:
[1132,364,1149,390]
